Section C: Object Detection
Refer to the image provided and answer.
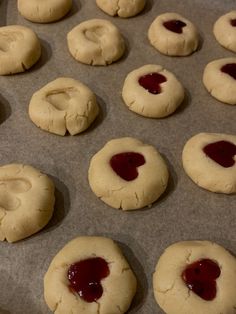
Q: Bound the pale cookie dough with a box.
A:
[44,236,137,314]
[0,164,55,243]
[148,12,199,56]
[122,64,185,118]
[28,77,99,136]
[153,240,236,314]
[67,19,125,66]
[17,0,72,23]
[0,25,41,75]
[96,0,146,18]
[182,133,236,194]
[88,137,169,210]
[203,57,236,105]
[213,11,236,53]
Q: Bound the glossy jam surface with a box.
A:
[68,257,110,302]
[138,73,167,94]
[221,63,236,80]
[163,20,186,33]
[110,152,145,181]
[182,259,221,301]
[230,19,236,27]
[203,140,236,168]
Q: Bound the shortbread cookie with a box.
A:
[67,19,125,66]
[153,241,236,314]
[203,58,236,105]
[122,64,185,118]
[182,133,236,194]
[213,11,236,53]
[0,164,55,243]
[28,77,99,136]
[148,13,199,56]
[44,236,137,314]
[96,0,146,18]
[0,25,41,75]
[88,137,169,210]
[17,0,72,23]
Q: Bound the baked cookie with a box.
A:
[96,0,146,18]
[0,164,55,243]
[182,133,236,194]
[148,13,199,56]
[67,19,125,66]
[44,236,137,314]
[203,57,236,105]
[213,11,236,53]
[153,240,236,314]
[122,64,185,118]
[17,0,72,23]
[88,137,169,210]
[0,25,41,75]
[28,77,99,136]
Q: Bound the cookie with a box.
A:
[44,236,137,314]
[0,25,41,75]
[17,0,72,23]
[153,240,236,314]
[122,64,185,118]
[28,77,99,136]
[182,133,236,194]
[213,11,236,53]
[96,0,146,18]
[67,19,125,66]
[88,137,169,210]
[0,164,55,243]
[203,57,236,105]
[148,13,199,56]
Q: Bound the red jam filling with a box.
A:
[138,73,167,94]
[221,63,236,80]
[203,140,236,168]
[110,152,145,181]
[67,257,110,303]
[163,20,186,34]
[230,19,236,27]
[182,259,221,301]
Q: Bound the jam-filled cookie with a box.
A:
[88,137,169,210]
[122,64,185,118]
[182,133,236,194]
[213,11,236,53]
[148,12,199,56]
[96,0,146,18]
[203,57,236,105]
[153,241,236,314]
[44,236,137,314]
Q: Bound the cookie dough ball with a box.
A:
[213,11,236,53]
[96,0,146,18]
[44,236,137,314]
[0,164,55,243]
[153,241,236,314]
[203,58,236,105]
[67,19,125,66]
[28,77,99,136]
[122,64,185,118]
[88,137,169,210]
[182,133,236,194]
[0,25,41,75]
[148,12,199,56]
[17,0,72,23]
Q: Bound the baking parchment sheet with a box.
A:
[0,0,235,313]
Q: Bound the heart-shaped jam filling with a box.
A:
[182,259,221,301]
[138,73,167,94]
[203,140,236,168]
[67,257,110,302]
[110,152,145,181]
[221,63,236,80]
[163,20,187,34]
[230,19,236,27]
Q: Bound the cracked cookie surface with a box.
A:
[96,0,146,18]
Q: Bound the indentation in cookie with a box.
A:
[0,31,24,52]
[46,88,78,111]
[84,26,107,44]
[0,178,32,194]
[163,20,187,34]
[138,73,167,94]
[221,63,236,80]
[0,191,20,211]
[230,19,236,27]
